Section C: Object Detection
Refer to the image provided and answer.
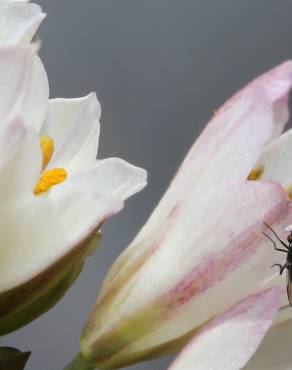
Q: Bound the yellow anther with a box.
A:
[40,135,54,169]
[34,168,67,195]
[247,165,264,181]
[286,185,292,200]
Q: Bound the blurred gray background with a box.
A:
[3,0,292,369]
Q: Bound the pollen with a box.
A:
[286,184,292,200]
[247,165,264,181]
[40,135,54,169]
[34,168,68,195]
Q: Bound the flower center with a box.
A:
[34,136,68,195]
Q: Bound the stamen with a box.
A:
[40,135,54,169]
[247,165,264,181]
[34,168,67,195]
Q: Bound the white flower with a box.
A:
[0,1,45,45]
[0,2,147,335]
[79,61,292,369]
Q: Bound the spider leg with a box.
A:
[263,232,288,253]
[280,264,287,275]
[263,222,289,250]
[271,263,286,275]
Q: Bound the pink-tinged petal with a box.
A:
[248,128,292,189]
[120,62,292,263]
[241,60,292,138]
[80,181,289,369]
[80,62,292,369]
[100,180,287,306]
[0,45,37,125]
[41,93,101,170]
[98,62,292,305]
[0,2,45,45]
[169,288,281,370]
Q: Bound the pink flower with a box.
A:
[80,61,292,369]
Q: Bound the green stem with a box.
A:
[63,353,95,370]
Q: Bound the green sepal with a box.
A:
[0,347,30,370]
[0,231,102,336]
[0,261,84,335]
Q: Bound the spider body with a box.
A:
[263,222,292,306]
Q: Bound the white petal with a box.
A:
[169,288,281,370]
[0,2,45,45]
[41,93,101,170]
[0,122,42,198]
[0,186,121,292]
[23,55,49,132]
[67,122,100,171]
[251,129,292,188]
[0,45,37,125]
[0,117,25,170]
[247,126,292,228]
[58,158,147,202]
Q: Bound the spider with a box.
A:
[263,222,292,306]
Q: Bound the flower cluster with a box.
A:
[2,1,292,370]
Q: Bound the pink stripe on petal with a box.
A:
[169,288,281,370]
[159,180,287,312]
